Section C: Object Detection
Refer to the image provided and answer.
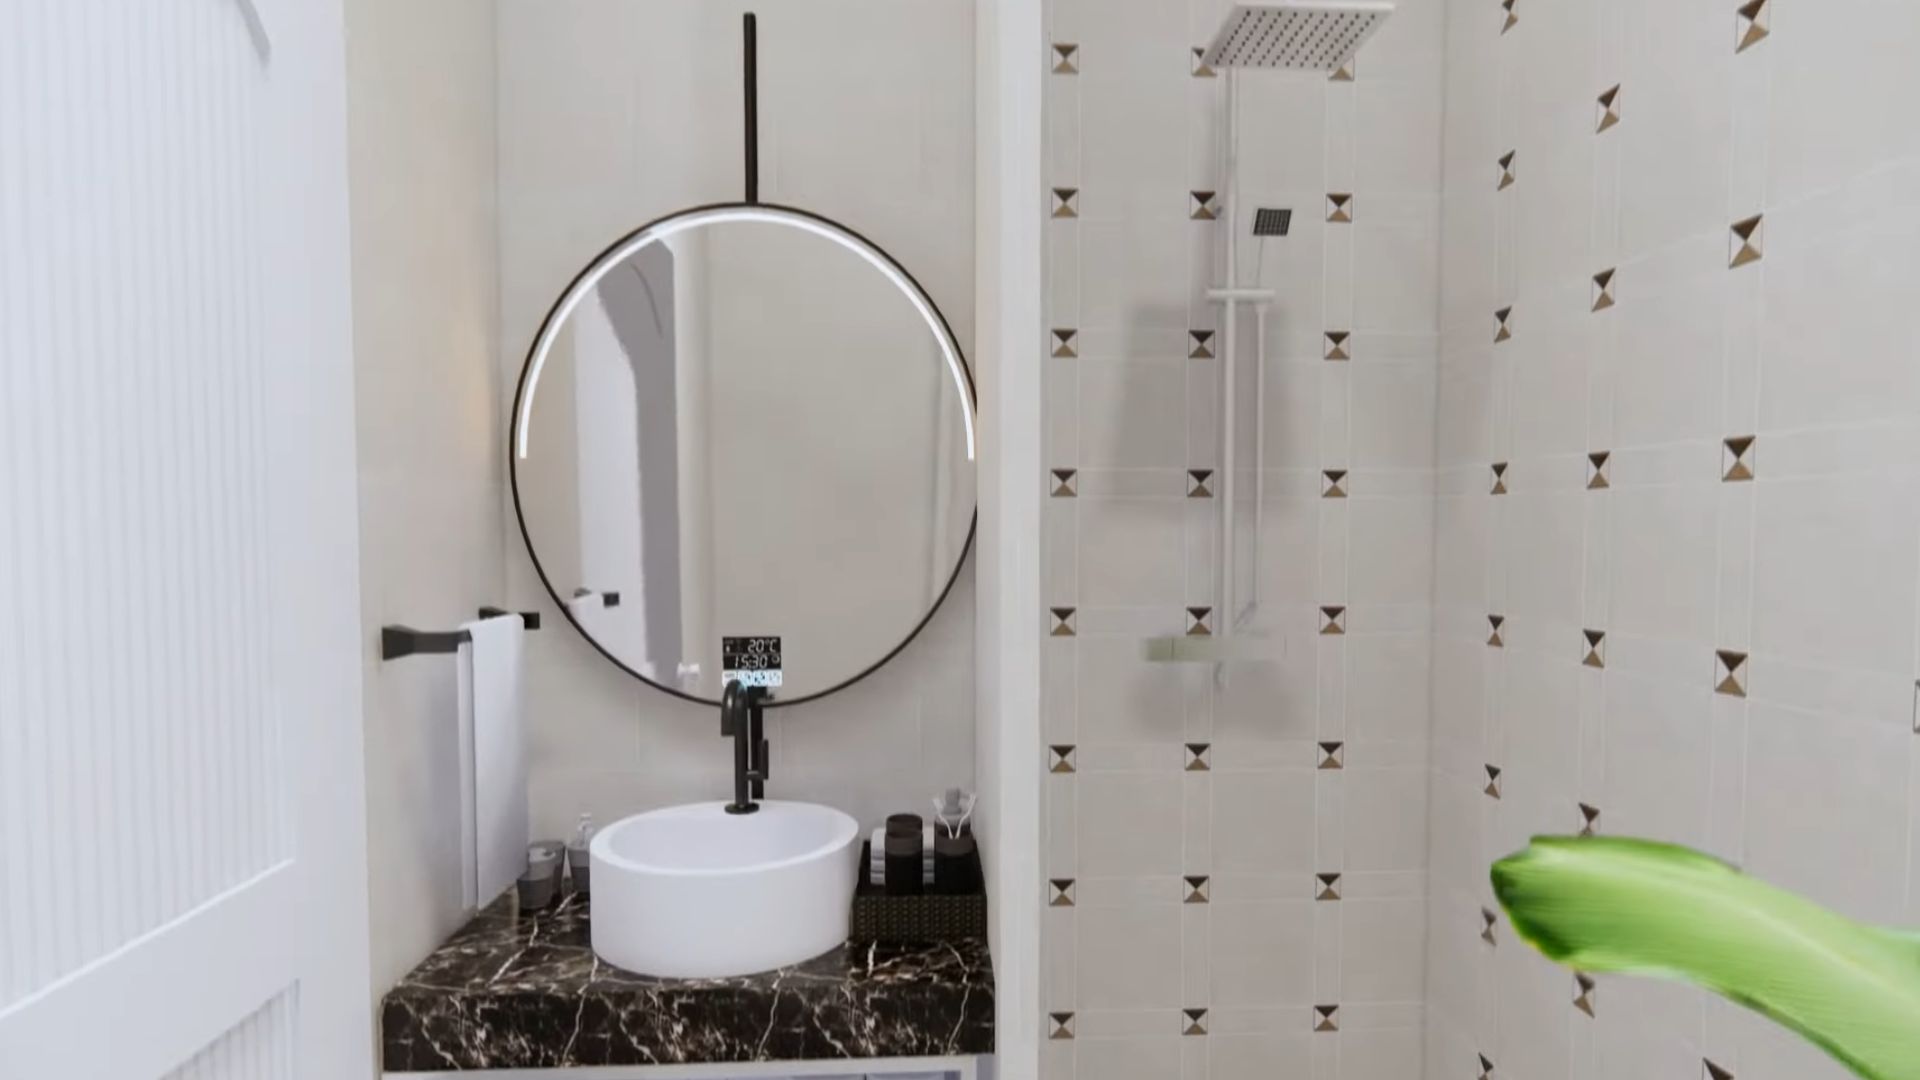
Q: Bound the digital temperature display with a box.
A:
[722,636,783,689]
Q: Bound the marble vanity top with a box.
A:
[379,890,994,1072]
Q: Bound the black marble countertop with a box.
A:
[380,891,994,1072]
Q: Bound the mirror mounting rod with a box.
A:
[743,12,759,204]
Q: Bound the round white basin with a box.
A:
[589,800,860,978]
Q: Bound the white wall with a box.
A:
[1426,5,1920,1080]
[1038,2,1446,1078]
[345,0,507,995]
[496,0,980,841]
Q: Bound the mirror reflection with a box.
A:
[512,207,976,705]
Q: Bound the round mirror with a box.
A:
[510,203,976,707]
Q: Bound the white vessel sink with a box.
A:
[589,800,860,978]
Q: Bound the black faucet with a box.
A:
[721,679,770,814]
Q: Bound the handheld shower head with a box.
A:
[1202,2,1393,71]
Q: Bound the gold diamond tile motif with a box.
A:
[1723,435,1756,481]
[1592,268,1616,312]
[1736,0,1769,52]
[1716,649,1749,697]
[1588,451,1611,490]
[1597,85,1622,132]
[1730,214,1764,267]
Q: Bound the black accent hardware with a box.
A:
[478,607,542,630]
[381,608,540,662]
[721,679,771,813]
[571,587,621,609]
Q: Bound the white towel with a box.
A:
[459,613,528,909]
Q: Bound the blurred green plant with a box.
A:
[1492,835,1920,1080]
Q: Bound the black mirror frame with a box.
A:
[506,200,979,709]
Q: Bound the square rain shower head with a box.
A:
[1253,208,1293,236]
[1202,2,1394,71]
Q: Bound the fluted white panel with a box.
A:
[0,0,283,1009]
[161,991,294,1080]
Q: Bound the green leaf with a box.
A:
[1492,835,1920,1080]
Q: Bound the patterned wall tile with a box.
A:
[1042,2,1445,1070]
[1587,451,1610,489]
[1736,0,1769,52]
[1596,85,1622,133]
[1715,649,1749,697]
[1723,435,1755,481]
[1729,214,1763,267]
[1320,605,1348,635]
[1591,269,1615,312]
[1582,629,1607,669]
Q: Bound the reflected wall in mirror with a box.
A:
[511,204,976,706]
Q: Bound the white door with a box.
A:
[0,1,373,1078]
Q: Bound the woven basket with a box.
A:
[849,840,988,942]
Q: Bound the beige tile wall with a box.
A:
[1041,2,1446,1079]
[1428,3,1920,1080]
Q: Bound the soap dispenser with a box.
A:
[567,814,595,897]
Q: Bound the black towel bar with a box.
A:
[381,608,540,662]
